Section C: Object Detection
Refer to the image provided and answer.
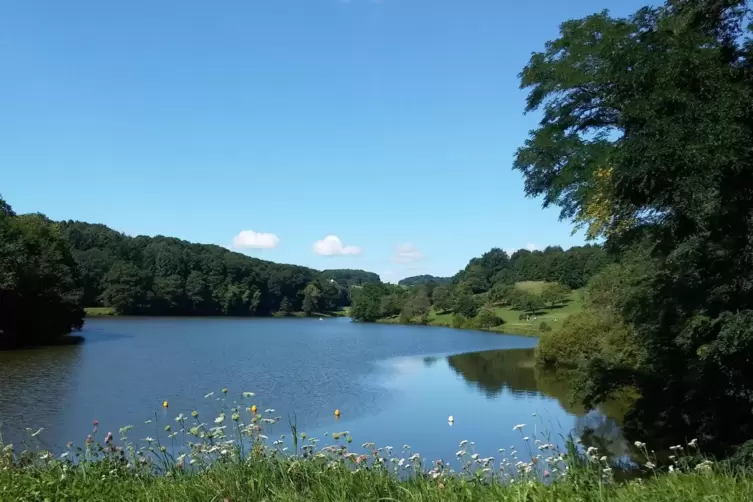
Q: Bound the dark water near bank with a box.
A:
[0,318,631,464]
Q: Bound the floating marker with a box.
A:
[163,401,169,408]
[448,415,454,423]
[251,405,257,414]
[334,409,341,417]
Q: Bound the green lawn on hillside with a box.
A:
[428,281,583,336]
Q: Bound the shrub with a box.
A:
[475,307,504,329]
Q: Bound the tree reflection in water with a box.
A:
[447,349,640,467]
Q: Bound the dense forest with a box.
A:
[398,275,451,286]
[514,0,753,455]
[0,199,84,349]
[351,245,607,326]
[60,221,374,316]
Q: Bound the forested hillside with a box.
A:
[398,275,451,286]
[60,221,369,316]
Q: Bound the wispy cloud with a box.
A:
[313,235,361,256]
[392,242,424,263]
[231,230,280,249]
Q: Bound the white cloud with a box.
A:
[526,242,538,251]
[232,230,280,250]
[393,242,424,263]
[312,235,361,256]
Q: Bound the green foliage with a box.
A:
[411,287,431,317]
[516,0,753,451]
[301,283,321,316]
[350,284,386,322]
[431,285,453,312]
[542,283,571,306]
[60,221,363,316]
[451,314,468,329]
[319,269,381,287]
[475,307,504,329]
[455,245,609,291]
[398,274,451,286]
[0,199,84,348]
[453,290,480,318]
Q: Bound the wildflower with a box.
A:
[191,410,199,418]
[105,432,113,443]
[600,456,607,462]
[204,392,214,398]
[92,420,99,427]
[459,440,469,447]
[645,462,656,469]
[222,388,228,394]
[214,414,225,424]
[689,438,698,448]
[143,437,155,443]
[513,424,525,431]
[403,444,411,450]
[60,452,70,459]
[603,467,612,474]
[165,425,171,432]
[232,413,240,421]
[66,441,73,449]
[175,413,186,422]
[669,465,676,473]
[86,435,93,444]
[264,408,276,414]
[634,441,645,449]
[243,392,255,398]
[456,450,465,457]
[523,437,530,441]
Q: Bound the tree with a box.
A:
[0,199,84,348]
[302,283,321,316]
[514,0,753,451]
[411,287,431,317]
[278,297,292,315]
[350,284,384,322]
[542,283,571,307]
[475,307,504,329]
[519,293,544,317]
[431,285,453,313]
[102,261,150,314]
[453,290,480,318]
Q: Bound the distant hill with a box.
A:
[398,275,452,286]
[320,269,382,287]
[59,220,378,316]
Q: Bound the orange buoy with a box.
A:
[334,409,340,417]
[163,401,169,408]
[251,405,257,414]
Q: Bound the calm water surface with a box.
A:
[0,318,629,463]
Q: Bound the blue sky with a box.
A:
[1,0,646,282]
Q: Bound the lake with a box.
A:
[0,317,631,465]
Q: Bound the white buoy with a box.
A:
[319,318,324,321]
[448,415,454,423]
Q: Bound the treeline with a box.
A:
[515,0,753,455]
[351,245,599,329]
[0,199,84,349]
[398,275,451,287]
[61,221,380,316]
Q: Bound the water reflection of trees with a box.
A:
[448,349,639,465]
[0,345,83,448]
[447,349,539,398]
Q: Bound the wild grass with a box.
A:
[0,388,748,501]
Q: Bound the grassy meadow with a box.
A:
[399,281,583,336]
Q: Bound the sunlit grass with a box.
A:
[85,306,117,316]
[1,388,749,501]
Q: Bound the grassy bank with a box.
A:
[1,453,748,501]
[380,282,584,337]
[85,306,117,316]
[0,388,746,501]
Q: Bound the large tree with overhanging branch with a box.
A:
[514,0,753,451]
